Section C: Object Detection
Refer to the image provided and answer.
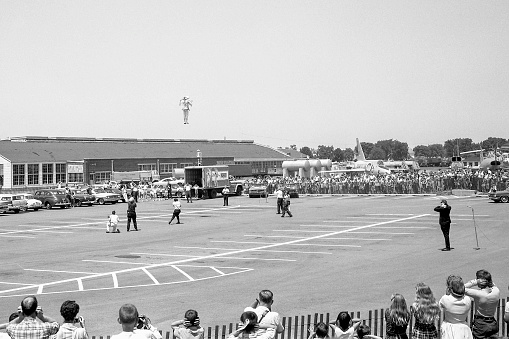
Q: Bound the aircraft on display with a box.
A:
[319,138,391,175]
[460,148,509,171]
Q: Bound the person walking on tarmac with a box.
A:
[281,191,293,217]
[275,187,284,214]
[222,185,230,206]
[168,198,182,225]
[434,199,452,251]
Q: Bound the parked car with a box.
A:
[33,189,71,209]
[0,194,28,213]
[104,188,126,202]
[248,183,268,198]
[87,188,122,205]
[70,189,96,207]
[0,199,9,213]
[19,193,43,211]
[284,184,300,198]
[488,189,509,203]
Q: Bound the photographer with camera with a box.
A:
[243,290,284,339]
[434,199,452,251]
[134,314,162,339]
[56,300,88,339]
[7,295,60,339]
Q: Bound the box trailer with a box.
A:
[184,166,244,199]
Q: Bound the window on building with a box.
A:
[179,163,193,168]
[28,164,39,185]
[160,163,177,173]
[138,164,156,171]
[42,163,54,184]
[13,164,25,186]
[56,163,66,183]
[94,171,111,184]
[68,173,84,183]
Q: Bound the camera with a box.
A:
[137,315,148,329]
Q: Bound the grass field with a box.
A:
[1,193,508,335]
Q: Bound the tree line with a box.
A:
[290,137,508,162]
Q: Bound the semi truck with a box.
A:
[184,165,244,199]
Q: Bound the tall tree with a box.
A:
[428,144,445,158]
[374,139,409,160]
[444,138,475,157]
[316,145,334,159]
[332,148,343,162]
[413,145,430,157]
[369,146,386,160]
[480,137,507,151]
[343,148,355,161]
[299,146,314,158]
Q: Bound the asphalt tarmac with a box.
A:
[1,193,508,336]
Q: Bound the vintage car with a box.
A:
[0,194,28,213]
[248,183,268,198]
[488,189,509,203]
[0,199,9,213]
[104,188,126,202]
[284,184,300,198]
[33,189,71,209]
[19,193,43,211]
[87,188,122,205]
[70,189,96,207]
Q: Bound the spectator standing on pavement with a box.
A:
[171,309,204,339]
[185,183,193,203]
[7,295,60,339]
[193,184,200,200]
[329,312,361,339]
[464,270,500,339]
[439,275,472,339]
[65,185,73,208]
[132,184,139,203]
[222,185,230,206]
[111,304,146,339]
[275,187,284,214]
[127,197,138,232]
[56,300,88,339]
[244,290,284,339]
[411,283,440,339]
[385,294,410,339]
[168,198,182,225]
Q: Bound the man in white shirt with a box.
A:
[244,290,284,339]
[275,188,284,214]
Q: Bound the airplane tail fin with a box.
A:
[355,138,366,161]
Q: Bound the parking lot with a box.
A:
[1,193,508,335]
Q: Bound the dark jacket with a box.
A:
[434,205,451,225]
[127,201,137,214]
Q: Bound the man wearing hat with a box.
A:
[434,199,452,251]
[179,96,192,124]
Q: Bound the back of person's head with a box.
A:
[240,311,258,333]
[21,296,38,316]
[446,275,465,297]
[258,290,274,305]
[112,211,116,215]
[60,300,80,322]
[174,198,179,202]
[9,312,19,322]
[357,324,371,339]
[119,304,138,325]
[389,294,410,326]
[476,269,493,288]
[185,309,199,326]
[336,312,351,330]
[315,322,329,338]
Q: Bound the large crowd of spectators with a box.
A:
[244,169,509,196]
[1,271,508,339]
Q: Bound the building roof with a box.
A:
[0,136,291,163]
[277,147,306,158]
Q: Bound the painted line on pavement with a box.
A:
[131,252,296,262]
[174,246,333,255]
[23,268,99,275]
[211,240,361,248]
[0,213,427,296]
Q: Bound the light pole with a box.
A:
[197,150,202,166]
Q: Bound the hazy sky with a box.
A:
[1,1,508,150]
